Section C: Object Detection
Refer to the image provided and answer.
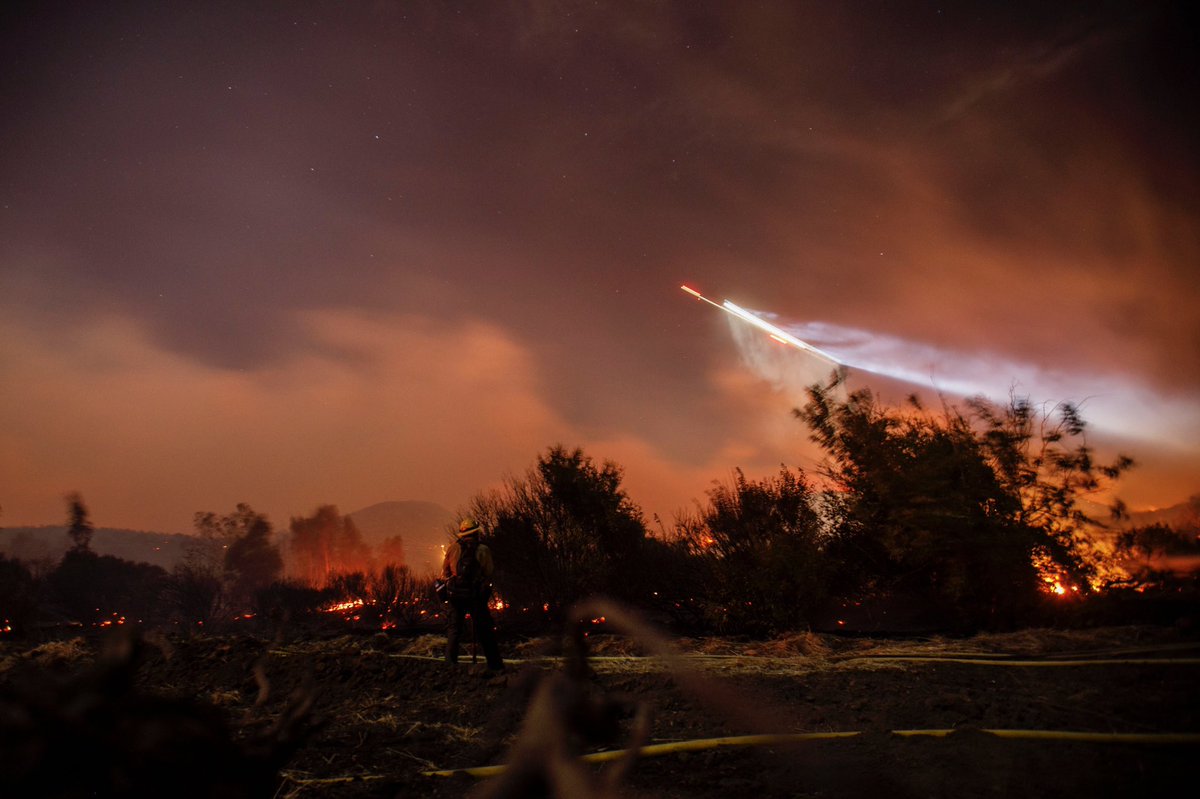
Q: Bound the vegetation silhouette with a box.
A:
[796,376,1134,630]
[461,445,648,617]
[674,466,828,635]
[288,505,371,587]
[0,385,1194,640]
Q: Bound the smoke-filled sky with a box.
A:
[2,1,1197,534]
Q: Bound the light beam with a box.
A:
[680,285,840,366]
[721,300,840,365]
[680,284,725,311]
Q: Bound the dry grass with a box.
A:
[744,631,832,658]
[401,719,483,743]
[678,637,744,655]
[966,626,1174,656]
[0,637,92,674]
[397,634,444,657]
[583,636,649,656]
[209,689,242,706]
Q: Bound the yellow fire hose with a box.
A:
[422,729,1200,778]
[844,656,1200,667]
[371,653,1200,667]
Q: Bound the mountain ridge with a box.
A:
[0,526,191,570]
[345,499,456,576]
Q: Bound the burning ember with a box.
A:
[322,598,366,613]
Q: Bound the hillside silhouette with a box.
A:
[0,526,190,570]
[1121,495,1200,530]
[346,500,454,576]
[0,499,456,576]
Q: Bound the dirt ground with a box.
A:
[2,621,1198,798]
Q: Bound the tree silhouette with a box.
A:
[65,492,93,553]
[966,394,1134,586]
[0,554,37,635]
[463,445,647,614]
[222,510,283,604]
[795,376,1133,629]
[378,535,406,568]
[1113,522,1200,590]
[677,466,827,634]
[288,505,370,586]
[177,504,283,618]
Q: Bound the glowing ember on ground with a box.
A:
[322,598,366,613]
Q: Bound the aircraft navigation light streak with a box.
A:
[680,284,724,310]
[680,285,841,366]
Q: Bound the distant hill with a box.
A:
[347,500,455,576]
[0,526,192,570]
[0,500,459,577]
[1120,495,1200,530]
[1079,495,1200,533]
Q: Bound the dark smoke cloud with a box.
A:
[1,1,1196,528]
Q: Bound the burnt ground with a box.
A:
[2,622,1199,798]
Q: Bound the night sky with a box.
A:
[2,1,1197,534]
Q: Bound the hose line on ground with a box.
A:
[422,729,1200,779]
[361,653,1200,667]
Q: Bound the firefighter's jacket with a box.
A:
[441,535,495,581]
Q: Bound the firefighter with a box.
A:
[440,518,504,671]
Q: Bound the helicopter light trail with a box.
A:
[680,285,840,366]
[680,284,725,311]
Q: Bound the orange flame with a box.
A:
[1032,549,1082,598]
